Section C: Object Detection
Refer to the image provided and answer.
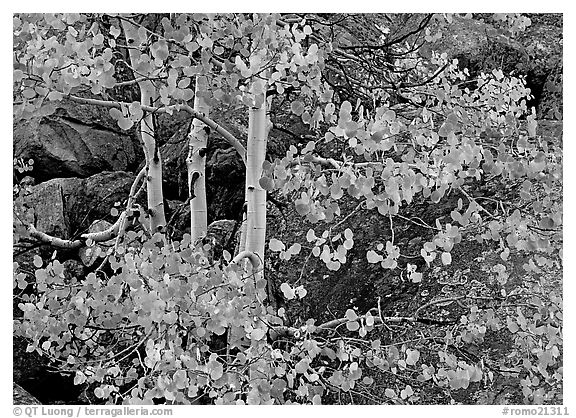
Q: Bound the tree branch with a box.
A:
[231,250,261,270]
[26,214,124,250]
[64,95,247,163]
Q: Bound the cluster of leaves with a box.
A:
[262,51,561,282]
[13,12,562,404]
[9,231,495,404]
[13,13,332,126]
[10,231,447,405]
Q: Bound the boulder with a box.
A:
[14,99,143,183]
[16,171,136,241]
[20,176,82,239]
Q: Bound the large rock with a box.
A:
[21,177,80,238]
[14,99,143,183]
[17,171,136,240]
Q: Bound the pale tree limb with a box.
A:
[64,95,246,164]
[22,166,146,250]
[268,314,414,341]
[114,165,147,251]
[26,215,124,250]
[268,306,459,341]
[231,250,261,271]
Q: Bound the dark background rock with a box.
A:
[14,100,143,183]
[17,171,136,240]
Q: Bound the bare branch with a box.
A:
[231,250,261,270]
[27,214,124,250]
[64,94,247,163]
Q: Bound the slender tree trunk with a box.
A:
[187,80,209,243]
[121,19,166,233]
[244,91,268,283]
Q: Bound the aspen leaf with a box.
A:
[269,238,285,252]
[367,250,383,263]
[405,349,420,366]
[33,255,43,268]
[109,25,121,38]
[365,312,375,326]
[295,359,309,374]
[410,272,423,283]
[385,388,396,398]
[400,384,414,399]
[345,309,358,321]
[441,252,452,265]
[117,117,133,130]
[346,320,359,331]
[74,371,86,385]
[47,91,63,101]
[295,285,307,298]
[280,283,295,300]
[295,201,309,216]
[306,229,316,242]
[291,100,305,116]
[259,176,275,191]
[210,362,224,380]
[288,243,302,255]
[251,328,266,341]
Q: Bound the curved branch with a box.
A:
[114,76,167,88]
[27,213,124,249]
[64,95,246,163]
[268,308,458,341]
[231,250,261,270]
[23,165,147,250]
[268,314,411,341]
[114,165,147,250]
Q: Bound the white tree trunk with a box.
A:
[187,81,209,244]
[121,19,166,233]
[244,91,268,282]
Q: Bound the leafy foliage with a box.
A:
[13,12,562,405]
